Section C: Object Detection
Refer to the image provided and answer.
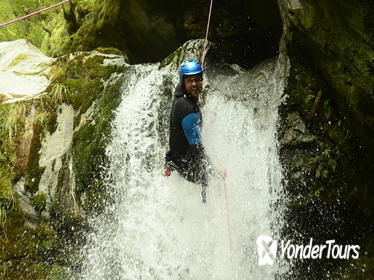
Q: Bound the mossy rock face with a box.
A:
[285,0,374,159]
[278,0,374,278]
[48,51,125,112]
[0,46,127,278]
[0,100,73,279]
[282,0,374,212]
[0,170,14,227]
[44,49,127,215]
[1,201,59,280]
[71,75,125,214]
[0,101,56,223]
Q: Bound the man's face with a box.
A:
[183,74,203,98]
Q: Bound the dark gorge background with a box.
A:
[0,0,373,279]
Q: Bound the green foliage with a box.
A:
[32,192,48,212]
[312,146,339,180]
[0,104,27,230]
[0,172,14,232]
[50,83,70,104]
[0,203,59,280]
[0,0,62,50]
[0,107,21,171]
[48,52,125,114]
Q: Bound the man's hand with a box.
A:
[218,168,227,178]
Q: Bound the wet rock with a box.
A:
[278,1,374,278]
[0,42,127,278]
[39,104,75,212]
[280,112,316,146]
[13,178,38,228]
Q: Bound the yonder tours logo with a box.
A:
[256,235,360,266]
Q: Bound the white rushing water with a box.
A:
[79,54,287,279]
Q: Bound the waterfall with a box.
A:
[78,48,288,279]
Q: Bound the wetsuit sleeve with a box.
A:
[181,113,202,144]
[182,112,213,183]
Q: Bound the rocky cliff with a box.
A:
[278,0,374,278]
[0,40,127,279]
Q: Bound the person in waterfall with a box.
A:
[164,59,224,203]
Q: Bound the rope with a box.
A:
[200,0,214,69]
[0,0,70,28]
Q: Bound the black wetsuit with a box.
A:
[166,83,210,188]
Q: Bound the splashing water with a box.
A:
[79,55,287,279]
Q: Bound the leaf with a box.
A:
[329,159,337,172]
[322,169,329,179]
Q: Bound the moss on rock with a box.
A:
[286,0,374,156]
[280,0,374,278]
[0,44,127,278]
[43,49,127,215]
[0,200,59,280]
[0,170,14,229]
[0,0,58,47]
[284,1,374,203]
[32,192,48,213]
[72,73,125,214]
[48,51,125,113]
[24,121,45,195]
[0,103,28,225]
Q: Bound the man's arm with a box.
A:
[181,112,202,144]
[181,113,214,178]
[181,114,226,178]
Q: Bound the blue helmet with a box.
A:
[179,59,203,79]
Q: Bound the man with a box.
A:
[164,59,210,203]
